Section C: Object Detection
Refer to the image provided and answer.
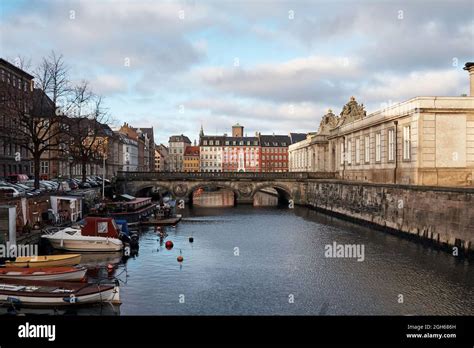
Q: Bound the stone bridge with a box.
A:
[114,171,336,205]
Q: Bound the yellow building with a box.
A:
[183,146,200,172]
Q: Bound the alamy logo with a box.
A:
[18,322,56,341]
[324,242,365,262]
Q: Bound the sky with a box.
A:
[1,0,473,144]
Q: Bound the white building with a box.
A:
[199,135,224,172]
[168,135,191,172]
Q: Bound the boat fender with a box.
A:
[107,263,114,272]
[189,237,194,243]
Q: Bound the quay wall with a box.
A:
[302,180,474,254]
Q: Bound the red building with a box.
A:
[259,135,290,172]
[222,136,260,172]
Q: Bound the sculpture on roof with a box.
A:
[338,96,366,125]
[317,109,339,134]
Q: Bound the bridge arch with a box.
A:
[134,183,174,199]
[252,182,292,206]
[187,182,239,206]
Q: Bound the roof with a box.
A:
[31,89,55,117]
[259,134,290,147]
[169,134,191,143]
[199,135,226,145]
[184,146,200,156]
[232,123,243,127]
[464,62,474,70]
[289,133,307,144]
[222,136,259,146]
[0,58,34,80]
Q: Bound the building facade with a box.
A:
[168,135,191,171]
[183,146,200,172]
[288,62,474,187]
[199,135,224,172]
[155,144,169,172]
[259,135,290,172]
[0,58,34,177]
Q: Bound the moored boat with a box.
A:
[0,266,87,281]
[42,217,124,252]
[0,278,120,307]
[42,228,123,252]
[3,254,82,268]
[141,214,182,227]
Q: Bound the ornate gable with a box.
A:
[317,109,339,134]
[337,96,367,126]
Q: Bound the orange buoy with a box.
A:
[165,240,174,250]
[177,255,184,262]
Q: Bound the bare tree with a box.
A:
[0,53,68,189]
[66,82,110,182]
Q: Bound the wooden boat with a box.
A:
[141,214,182,227]
[0,278,120,307]
[0,266,87,281]
[4,254,82,268]
[42,217,124,252]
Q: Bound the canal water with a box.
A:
[97,191,472,316]
[9,191,472,316]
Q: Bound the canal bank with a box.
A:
[302,180,474,256]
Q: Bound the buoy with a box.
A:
[177,255,184,262]
[165,240,174,250]
[189,237,194,243]
[107,264,114,272]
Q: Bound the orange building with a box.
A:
[183,146,200,172]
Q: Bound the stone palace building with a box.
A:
[289,62,474,187]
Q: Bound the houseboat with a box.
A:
[90,195,156,227]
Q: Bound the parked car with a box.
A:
[66,179,79,190]
[78,181,91,189]
[0,186,21,197]
[6,174,29,184]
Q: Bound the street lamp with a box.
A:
[102,154,107,200]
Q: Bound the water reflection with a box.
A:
[253,190,278,206]
[192,189,234,207]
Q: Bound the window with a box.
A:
[364,135,370,163]
[347,140,352,164]
[355,138,360,164]
[375,133,381,162]
[403,126,411,160]
[340,143,344,165]
[203,140,208,145]
[216,140,220,145]
[388,129,395,162]
[225,141,229,145]
[40,161,49,174]
[209,140,214,145]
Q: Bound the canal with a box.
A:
[81,190,472,316]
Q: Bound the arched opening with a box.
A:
[135,185,174,202]
[189,184,237,207]
[253,185,291,207]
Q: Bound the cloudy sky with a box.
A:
[1,0,473,144]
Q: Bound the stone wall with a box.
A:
[303,180,474,254]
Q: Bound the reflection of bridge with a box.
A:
[115,171,336,204]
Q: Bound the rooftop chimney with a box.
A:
[464,62,474,96]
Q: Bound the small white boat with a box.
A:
[42,228,123,252]
[0,266,87,281]
[0,278,120,307]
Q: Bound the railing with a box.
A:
[116,171,336,180]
